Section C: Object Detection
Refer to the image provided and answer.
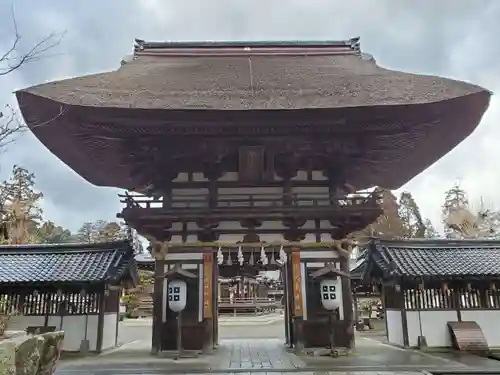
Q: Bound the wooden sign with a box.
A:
[203,253,213,319]
[291,251,303,317]
[238,146,264,181]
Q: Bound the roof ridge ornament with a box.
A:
[132,37,363,56]
[347,37,361,52]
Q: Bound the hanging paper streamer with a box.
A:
[260,245,268,265]
[217,246,224,265]
[279,245,288,264]
[237,246,244,266]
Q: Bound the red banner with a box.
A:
[203,253,213,319]
[291,251,303,317]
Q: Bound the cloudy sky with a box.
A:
[0,0,499,234]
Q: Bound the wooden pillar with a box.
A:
[324,169,343,208]
[479,281,489,308]
[284,257,293,347]
[453,281,462,322]
[282,266,289,345]
[208,178,218,208]
[399,282,410,347]
[151,258,165,354]
[161,184,172,209]
[291,250,304,351]
[340,257,354,349]
[96,288,106,353]
[202,252,215,352]
[212,252,219,348]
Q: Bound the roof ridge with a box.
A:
[134,37,360,50]
[133,37,362,57]
[0,239,131,252]
[379,238,500,248]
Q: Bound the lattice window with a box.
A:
[0,291,101,316]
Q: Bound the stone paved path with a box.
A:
[55,324,500,375]
[57,371,427,375]
[55,337,500,375]
[211,338,303,370]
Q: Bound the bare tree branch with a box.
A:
[0,6,66,76]
[0,6,65,148]
[0,105,25,148]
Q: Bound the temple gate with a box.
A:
[139,241,357,353]
[15,37,491,355]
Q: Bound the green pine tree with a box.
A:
[398,191,425,238]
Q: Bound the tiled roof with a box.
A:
[350,248,368,279]
[0,240,138,285]
[135,252,154,263]
[363,239,500,279]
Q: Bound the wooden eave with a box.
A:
[119,205,382,222]
[15,36,491,191]
[164,265,197,279]
[310,264,351,279]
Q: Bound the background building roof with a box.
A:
[360,239,500,280]
[0,240,138,285]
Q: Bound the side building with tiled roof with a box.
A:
[1,240,139,353]
[358,238,500,350]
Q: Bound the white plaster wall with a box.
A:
[8,315,100,351]
[406,310,457,347]
[461,310,500,348]
[101,313,118,350]
[386,309,404,346]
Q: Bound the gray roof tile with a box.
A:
[0,240,137,284]
[362,239,500,279]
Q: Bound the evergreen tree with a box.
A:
[442,184,469,238]
[37,221,72,244]
[76,222,94,243]
[76,220,127,243]
[131,228,144,254]
[98,221,127,241]
[398,191,426,238]
[361,188,406,239]
[0,166,43,243]
[423,218,440,238]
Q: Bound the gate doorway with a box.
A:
[211,245,291,345]
[155,244,302,354]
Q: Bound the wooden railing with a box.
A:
[119,191,381,210]
[403,287,500,310]
[218,297,273,305]
[217,297,281,315]
[0,291,101,316]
